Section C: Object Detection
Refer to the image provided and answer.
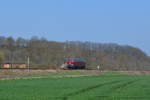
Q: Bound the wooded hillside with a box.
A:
[0,36,150,70]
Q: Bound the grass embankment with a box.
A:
[0,71,150,100]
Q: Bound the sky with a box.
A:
[0,0,150,55]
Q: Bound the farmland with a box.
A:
[0,71,150,100]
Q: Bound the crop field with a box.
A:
[0,72,150,100]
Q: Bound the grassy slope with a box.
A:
[0,72,150,100]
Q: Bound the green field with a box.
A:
[0,72,150,100]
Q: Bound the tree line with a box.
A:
[0,36,150,70]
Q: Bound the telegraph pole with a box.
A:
[27,56,30,71]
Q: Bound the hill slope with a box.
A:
[0,36,150,70]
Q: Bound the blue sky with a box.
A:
[0,0,150,55]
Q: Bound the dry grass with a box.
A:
[1,69,150,79]
[0,69,102,79]
[0,69,56,78]
[118,71,150,75]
